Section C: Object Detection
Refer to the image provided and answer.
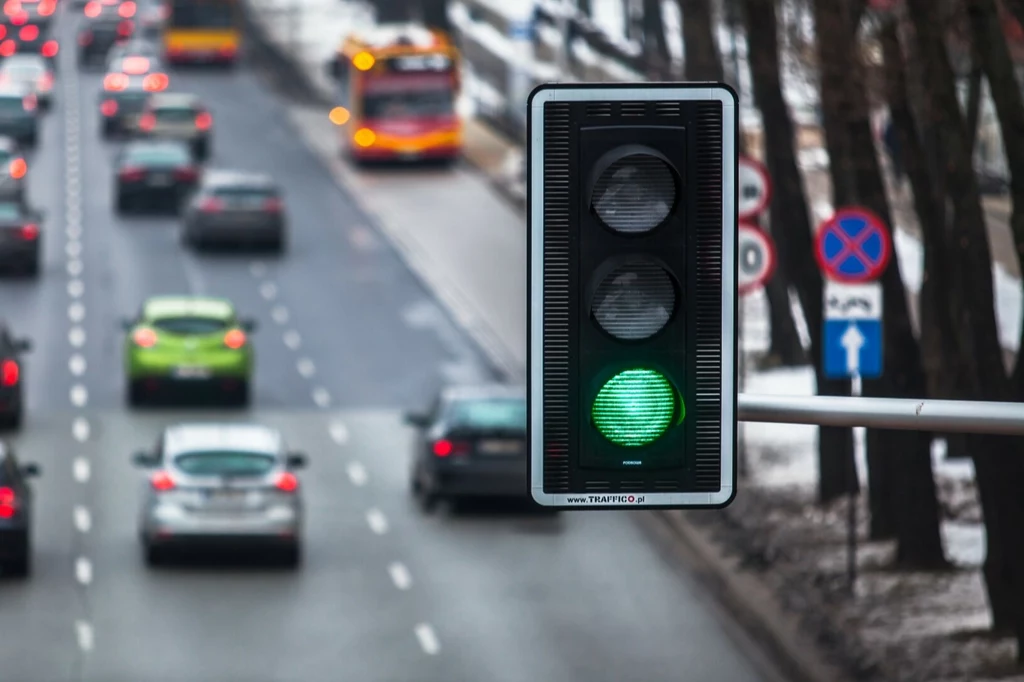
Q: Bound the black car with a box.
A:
[406,384,529,510]
[0,200,42,274]
[0,323,31,428]
[181,170,287,251]
[0,85,38,147]
[0,15,58,66]
[114,140,199,213]
[0,441,39,577]
[98,80,149,137]
[76,9,133,67]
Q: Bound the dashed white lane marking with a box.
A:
[76,621,94,652]
[65,240,82,258]
[74,506,91,533]
[67,279,84,298]
[70,384,88,407]
[249,261,266,277]
[73,458,90,483]
[271,305,289,324]
[283,330,301,350]
[75,557,92,585]
[66,224,82,240]
[414,624,440,655]
[66,205,82,223]
[297,358,315,378]
[348,225,379,251]
[330,422,349,444]
[69,326,85,348]
[68,302,85,323]
[259,282,277,300]
[347,461,367,486]
[67,259,84,277]
[366,508,389,535]
[72,417,90,442]
[312,387,331,407]
[388,562,412,590]
[69,354,86,376]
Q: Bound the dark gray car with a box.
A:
[0,137,27,201]
[0,441,40,577]
[0,200,43,275]
[98,82,150,137]
[180,170,287,251]
[406,384,529,510]
[0,86,39,147]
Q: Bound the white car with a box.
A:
[0,55,53,109]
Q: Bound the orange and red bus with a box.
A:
[163,0,239,66]
[327,24,462,163]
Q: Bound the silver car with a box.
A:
[133,422,307,567]
[0,55,53,109]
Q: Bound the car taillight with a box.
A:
[194,111,212,130]
[2,0,16,16]
[21,94,35,111]
[223,329,246,349]
[0,486,16,518]
[19,24,37,40]
[37,1,53,16]
[83,0,100,16]
[263,197,282,212]
[138,112,155,130]
[119,165,145,182]
[78,29,92,45]
[198,197,223,212]
[19,223,37,240]
[132,327,157,347]
[0,40,15,57]
[41,39,57,57]
[103,73,128,91]
[274,471,298,493]
[142,72,167,92]
[217,45,235,57]
[150,471,174,491]
[10,10,26,25]
[173,166,196,181]
[432,440,470,457]
[100,99,117,116]
[117,19,133,36]
[9,157,26,179]
[118,0,135,17]
[0,26,7,39]
[1,359,18,386]
[37,73,52,90]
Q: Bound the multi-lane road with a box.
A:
[0,8,784,682]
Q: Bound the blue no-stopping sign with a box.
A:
[814,207,892,283]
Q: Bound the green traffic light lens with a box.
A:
[591,369,682,447]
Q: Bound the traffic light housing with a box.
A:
[527,83,738,510]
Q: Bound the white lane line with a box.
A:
[66,259,84,277]
[74,506,91,533]
[68,326,86,348]
[259,282,277,300]
[66,225,82,240]
[249,261,266,277]
[65,240,82,258]
[329,422,349,445]
[70,384,88,407]
[312,387,331,408]
[67,279,84,298]
[72,417,90,442]
[346,461,367,486]
[76,621,94,652]
[388,562,412,590]
[271,305,289,324]
[75,557,92,585]
[414,624,440,655]
[283,330,301,350]
[68,302,85,323]
[73,457,90,483]
[66,205,82,223]
[366,508,389,535]
[297,358,315,378]
[69,354,86,376]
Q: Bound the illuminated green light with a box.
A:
[591,368,682,447]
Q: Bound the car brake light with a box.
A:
[132,327,157,347]
[18,24,36,40]
[100,99,117,116]
[432,440,470,457]
[0,26,7,39]
[138,112,155,130]
[2,0,16,16]
[142,72,167,92]
[194,111,212,130]
[19,223,37,240]
[10,10,26,24]
[1,359,18,386]
[37,73,52,90]
[199,197,223,212]
[122,55,148,74]
[117,19,133,36]
[0,40,15,57]
[0,486,16,518]
[103,73,128,91]
[9,157,26,179]
[120,166,145,181]
[83,0,100,16]
[263,197,282,212]
[150,471,174,491]
[38,1,53,15]
[41,39,57,57]
[173,166,196,181]
[223,329,246,349]
[78,29,92,45]
[274,471,298,492]
[118,0,135,17]
[21,94,35,111]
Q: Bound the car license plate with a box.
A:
[149,173,172,186]
[173,366,210,379]
[478,440,523,456]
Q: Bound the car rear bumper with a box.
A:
[0,386,22,413]
[352,144,460,162]
[191,220,284,243]
[118,182,194,200]
[0,241,39,262]
[0,526,28,557]
[164,50,237,64]
[432,466,528,498]
[0,122,37,141]
[145,514,300,546]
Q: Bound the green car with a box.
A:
[123,296,257,406]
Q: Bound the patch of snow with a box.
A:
[944,521,984,568]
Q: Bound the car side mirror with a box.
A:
[286,452,307,469]
[404,412,430,428]
[20,462,39,477]
[13,338,30,352]
[240,318,258,333]
[132,451,157,467]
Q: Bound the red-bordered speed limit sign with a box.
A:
[738,222,776,295]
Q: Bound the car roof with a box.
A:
[202,169,276,190]
[163,423,283,458]
[142,295,235,321]
[149,92,200,108]
[442,383,526,402]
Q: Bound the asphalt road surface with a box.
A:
[0,8,781,682]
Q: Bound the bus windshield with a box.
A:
[168,0,233,28]
[362,87,454,120]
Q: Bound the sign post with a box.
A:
[813,206,893,594]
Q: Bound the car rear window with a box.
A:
[0,97,26,111]
[125,146,190,165]
[2,63,44,78]
[150,316,229,334]
[0,203,22,219]
[155,106,196,121]
[213,186,275,201]
[173,451,276,476]
[449,398,527,430]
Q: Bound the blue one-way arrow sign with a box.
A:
[823,281,883,379]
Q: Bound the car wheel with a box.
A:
[0,408,22,430]
[280,544,301,568]
[116,192,131,213]
[416,482,439,512]
[24,134,36,148]
[24,257,38,278]
[231,380,250,407]
[269,235,286,254]
[144,542,165,567]
[101,121,116,138]
[127,380,146,407]
[5,531,29,577]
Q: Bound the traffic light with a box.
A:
[526,83,739,510]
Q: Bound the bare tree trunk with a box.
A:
[742,0,857,505]
[577,0,592,17]
[419,0,450,32]
[1004,0,1024,31]
[642,0,670,69]
[679,0,724,80]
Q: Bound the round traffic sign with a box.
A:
[814,207,892,283]
[738,155,772,220]
[738,222,776,295]
[868,0,898,10]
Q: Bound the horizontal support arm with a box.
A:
[738,394,1024,435]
